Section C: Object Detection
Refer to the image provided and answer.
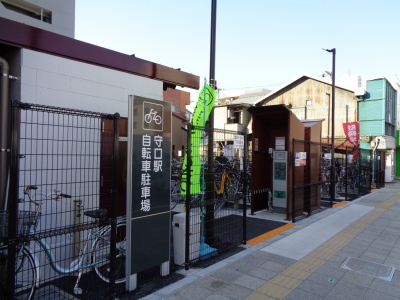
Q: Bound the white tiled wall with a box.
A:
[21,49,163,116]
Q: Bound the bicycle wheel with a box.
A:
[0,245,37,300]
[224,181,236,198]
[154,115,162,125]
[92,222,126,284]
[171,180,184,210]
[144,113,152,123]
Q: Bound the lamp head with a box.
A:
[323,48,336,53]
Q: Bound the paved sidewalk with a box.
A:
[141,180,400,300]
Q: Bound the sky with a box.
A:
[75,0,400,104]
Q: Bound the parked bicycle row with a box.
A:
[0,185,126,300]
[320,156,372,200]
[170,156,252,211]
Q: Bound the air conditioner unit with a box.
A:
[360,135,372,142]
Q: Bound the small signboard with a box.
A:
[295,152,307,166]
[254,138,259,151]
[275,137,285,150]
[224,144,234,157]
[233,135,244,149]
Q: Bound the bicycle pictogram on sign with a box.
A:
[144,108,162,125]
[143,101,163,131]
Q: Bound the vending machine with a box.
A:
[272,151,288,213]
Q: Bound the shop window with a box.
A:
[172,105,180,113]
[227,109,241,124]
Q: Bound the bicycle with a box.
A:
[214,170,234,197]
[171,173,184,210]
[0,185,126,299]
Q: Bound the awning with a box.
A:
[321,139,356,150]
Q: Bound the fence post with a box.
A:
[108,113,120,299]
[292,139,296,223]
[185,124,192,270]
[7,100,21,299]
[359,150,362,195]
[205,126,215,246]
[345,147,348,201]
[242,133,247,244]
[369,150,372,191]
[306,142,311,216]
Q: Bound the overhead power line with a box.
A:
[218,82,287,91]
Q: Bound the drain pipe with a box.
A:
[0,57,10,210]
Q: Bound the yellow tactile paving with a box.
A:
[386,191,400,202]
[309,248,337,261]
[246,224,296,246]
[377,204,393,210]
[300,256,326,266]
[291,260,321,273]
[272,275,302,289]
[322,238,349,250]
[281,267,312,280]
[332,201,348,208]
[257,282,293,300]
[244,189,400,299]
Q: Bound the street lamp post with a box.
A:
[324,48,336,207]
[326,93,330,144]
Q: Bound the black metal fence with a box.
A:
[180,125,248,269]
[341,147,372,199]
[292,139,331,222]
[2,101,120,300]
[292,140,375,222]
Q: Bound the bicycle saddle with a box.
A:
[84,209,108,219]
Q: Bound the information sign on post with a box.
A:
[126,96,171,291]
[275,136,285,150]
[233,135,244,149]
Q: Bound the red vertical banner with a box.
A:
[343,122,360,160]
[342,122,359,147]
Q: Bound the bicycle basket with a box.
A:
[0,210,38,239]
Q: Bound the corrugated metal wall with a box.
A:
[262,78,358,140]
[359,79,397,137]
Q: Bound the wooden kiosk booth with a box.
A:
[248,105,324,220]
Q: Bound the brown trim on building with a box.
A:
[172,112,187,122]
[0,17,199,89]
[321,139,354,150]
